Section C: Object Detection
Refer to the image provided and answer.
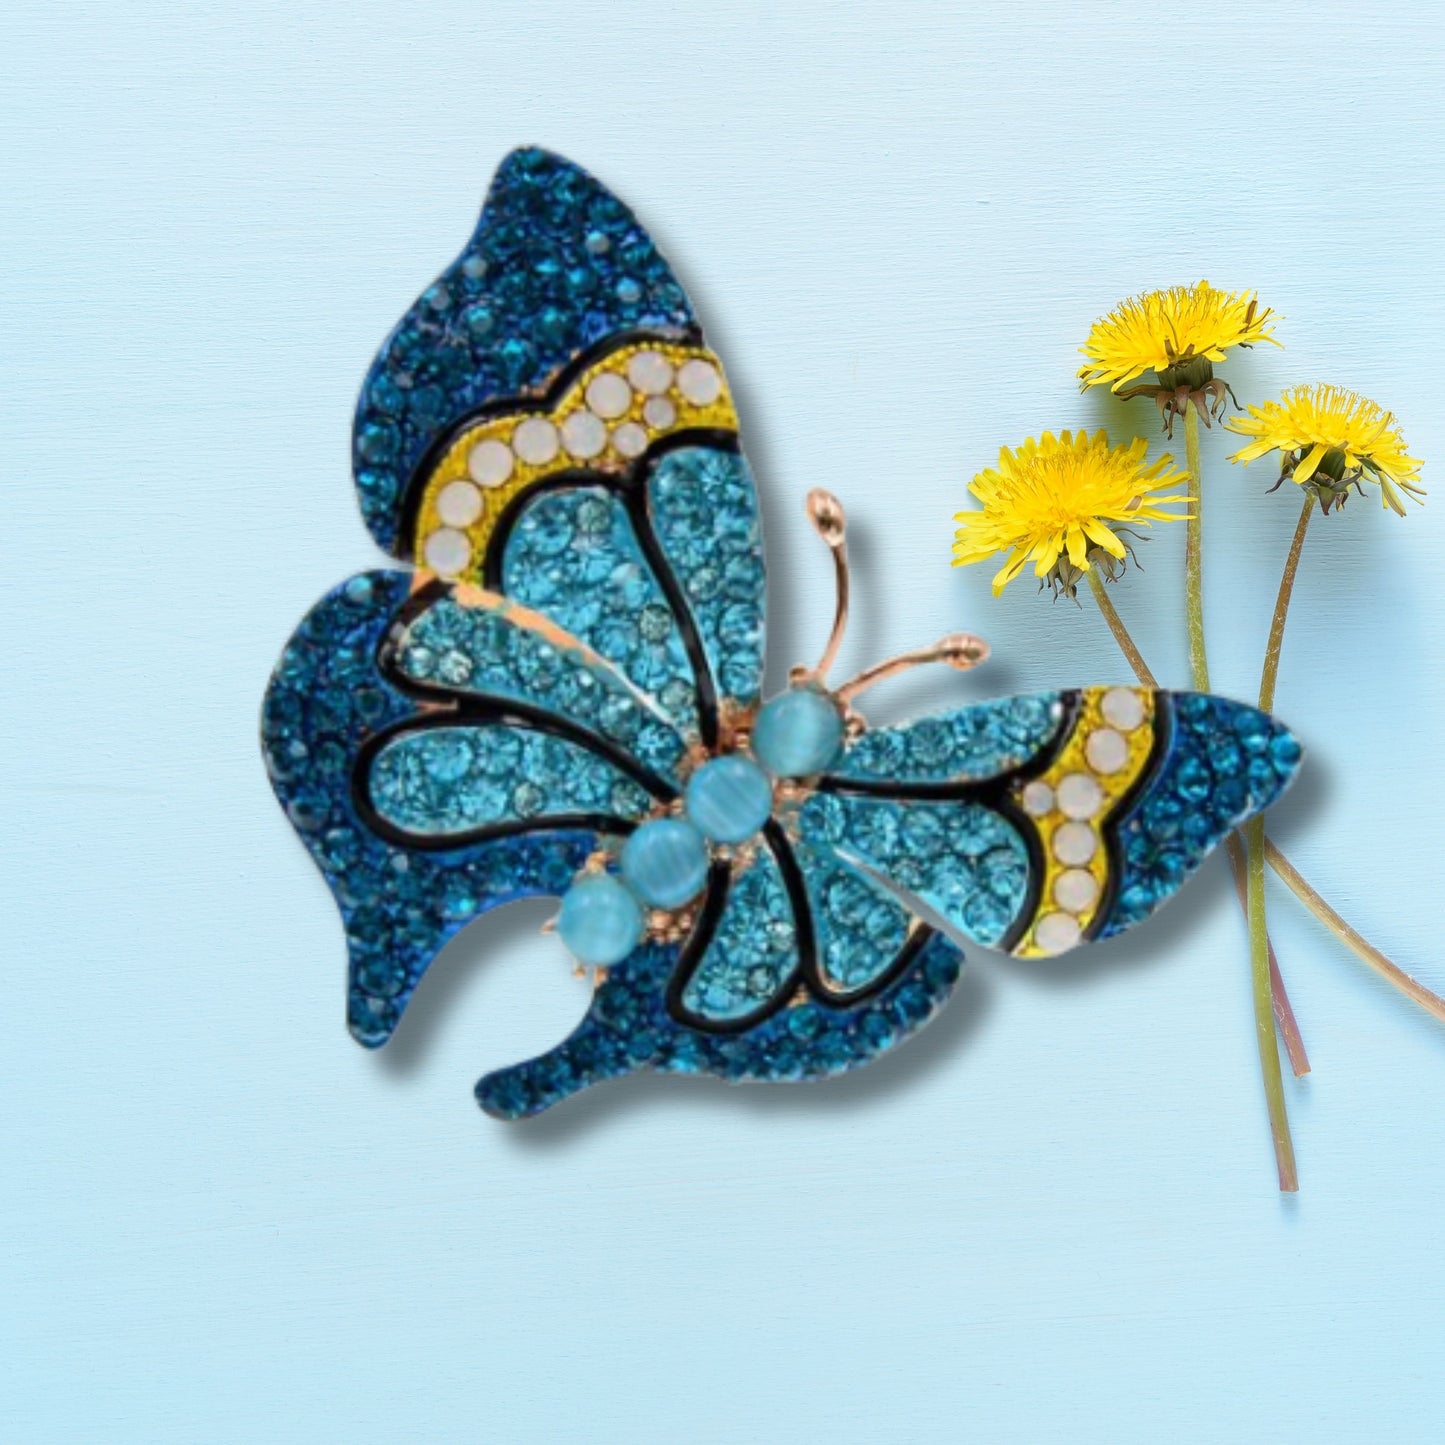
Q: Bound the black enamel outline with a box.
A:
[393,324,705,555]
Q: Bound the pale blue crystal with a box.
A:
[557,874,644,967]
[798,793,1030,949]
[620,817,709,908]
[752,687,843,778]
[684,755,773,844]
[501,484,698,733]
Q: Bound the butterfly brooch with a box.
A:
[262,148,1302,1120]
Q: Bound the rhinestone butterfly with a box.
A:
[262,149,1302,1119]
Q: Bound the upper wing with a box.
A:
[352,148,767,747]
[270,150,772,1057]
[794,686,1301,961]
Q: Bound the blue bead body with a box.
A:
[752,687,844,778]
[685,755,774,844]
[557,873,644,967]
[621,817,710,908]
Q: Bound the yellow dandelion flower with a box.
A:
[1226,383,1425,516]
[1078,281,1280,430]
[954,429,1190,597]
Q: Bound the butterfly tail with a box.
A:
[476,930,966,1119]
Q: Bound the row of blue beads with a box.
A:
[557,687,846,968]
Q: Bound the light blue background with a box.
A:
[5,2,1444,1440]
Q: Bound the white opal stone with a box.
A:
[642,395,677,430]
[1053,868,1100,914]
[1021,780,1055,817]
[1085,727,1129,775]
[1034,911,1083,955]
[627,350,673,394]
[512,416,560,466]
[585,371,632,419]
[1056,772,1103,820]
[423,528,472,577]
[561,409,607,459]
[611,422,649,458]
[1102,687,1146,731]
[436,479,483,528]
[677,358,722,405]
[1052,821,1098,867]
[467,438,513,487]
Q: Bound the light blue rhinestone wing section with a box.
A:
[389,586,690,785]
[796,792,1033,949]
[792,843,915,998]
[367,725,653,842]
[645,445,766,715]
[832,693,1066,785]
[500,484,701,736]
[353,148,697,556]
[676,843,802,1026]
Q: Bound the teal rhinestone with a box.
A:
[557,874,643,967]
[621,817,709,908]
[685,755,773,844]
[752,687,844,778]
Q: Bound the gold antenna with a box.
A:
[798,488,851,684]
[835,632,990,704]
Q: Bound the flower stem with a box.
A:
[1183,401,1294,1186]
[1183,405,1210,692]
[1240,490,1320,1190]
[1264,840,1445,1026]
[1085,569,1308,1073]
[1259,491,1315,714]
[1253,488,1445,1023]
[1227,836,1310,1076]
[1086,571,1158,686]
[1246,816,1298,1190]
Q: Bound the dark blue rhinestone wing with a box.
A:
[1096,691,1302,938]
[474,929,966,1121]
[262,572,620,1046]
[353,147,695,557]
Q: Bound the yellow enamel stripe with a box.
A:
[1011,687,1156,958]
[411,340,738,584]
